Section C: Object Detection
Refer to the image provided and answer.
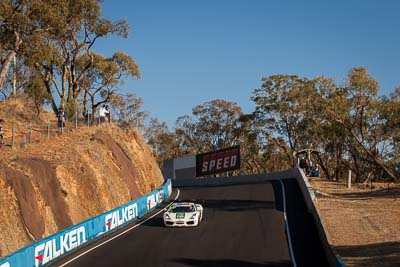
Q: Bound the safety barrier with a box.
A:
[0,179,172,267]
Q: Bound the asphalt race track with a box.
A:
[53,180,329,267]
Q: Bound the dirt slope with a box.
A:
[309,178,400,267]
[0,99,164,257]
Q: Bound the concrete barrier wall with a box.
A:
[172,169,342,267]
[0,180,172,267]
[292,168,341,267]
[161,156,196,180]
[172,168,298,187]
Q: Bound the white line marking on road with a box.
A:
[280,180,297,267]
[59,189,180,267]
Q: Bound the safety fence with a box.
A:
[0,115,110,150]
[0,179,172,267]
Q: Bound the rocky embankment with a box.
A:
[0,123,164,258]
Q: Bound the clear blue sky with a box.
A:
[96,0,400,127]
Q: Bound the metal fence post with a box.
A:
[60,117,63,135]
[12,127,15,149]
[47,120,50,138]
[347,169,352,189]
[29,126,32,144]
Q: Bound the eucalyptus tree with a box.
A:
[24,0,130,115]
[0,0,39,91]
[109,92,147,131]
[251,75,319,164]
[145,118,188,166]
[175,99,244,153]
[78,51,139,119]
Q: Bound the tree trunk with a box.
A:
[0,32,22,92]
[316,153,331,180]
[0,51,16,92]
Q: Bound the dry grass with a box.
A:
[309,178,400,267]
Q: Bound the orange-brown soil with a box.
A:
[309,178,400,267]
[0,98,164,257]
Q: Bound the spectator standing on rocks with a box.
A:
[99,104,106,124]
[299,156,306,172]
[0,119,4,146]
[57,108,67,134]
[105,105,111,123]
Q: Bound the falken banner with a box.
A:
[0,180,172,267]
[196,146,240,177]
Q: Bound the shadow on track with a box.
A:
[141,217,164,227]
[335,241,400,267]
[173,258,292,267]
[199,199,275,212]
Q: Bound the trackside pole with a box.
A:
[347,170,352,189]
[12,127,15,149]
[47,119,50,138]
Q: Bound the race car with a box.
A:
[163,202,203,227]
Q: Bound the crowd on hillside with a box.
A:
[299,156,319,177]
[0,104,113,149]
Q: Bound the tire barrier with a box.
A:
[0,180,172,267]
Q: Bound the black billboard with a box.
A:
[195,146,240,177]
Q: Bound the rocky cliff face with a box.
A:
[0,124,164,257]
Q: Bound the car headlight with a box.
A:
[190,214,197,219]
[165,213,171,219]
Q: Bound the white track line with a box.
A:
[279,180,297,267]
[59,189,180,267]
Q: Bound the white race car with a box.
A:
[163,202,203,227]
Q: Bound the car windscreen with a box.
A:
[169,205,194,213]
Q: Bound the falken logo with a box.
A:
[0,262,10,267]
[34,226,87,266]
[104,203,138,232]
[147,191,164,211]
[147,195,157,210]
[157,190,164,204]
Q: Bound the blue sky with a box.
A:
[96,0,400,127]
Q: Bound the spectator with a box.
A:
[57,107,67,134]
[299,156,306,172]
[0,119,4,146]
[311,164,320,177]
[105,105,111,123]
[99,105,106,124]
[305,159,310,176]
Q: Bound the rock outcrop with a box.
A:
[0,123,164,257]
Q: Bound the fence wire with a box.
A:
[0,112,110,150]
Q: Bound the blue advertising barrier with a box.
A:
[0,179,172,267]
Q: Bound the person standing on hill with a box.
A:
[99,104,106,124]
[105,105,111,123]
[0,119,4,146]
[57,108,67,134]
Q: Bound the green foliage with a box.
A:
[175,99,243,152]
[251,67,399,182]
[1,0,135,114]
[111,93,148,131]
[24,70,52,115]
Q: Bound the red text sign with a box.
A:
[196,146,240,177]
